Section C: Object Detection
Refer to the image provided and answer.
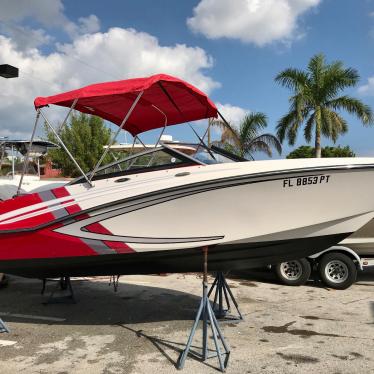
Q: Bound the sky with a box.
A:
[1,0,374,158]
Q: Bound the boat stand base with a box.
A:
[109,275,120,292]
[0,318,9,333]
[41,277,76,304]
[208,272,243,323]
[177,247,230,372]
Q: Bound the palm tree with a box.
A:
[213,112,282,160]
[275,53,373,157]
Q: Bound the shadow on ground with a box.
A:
[0,276,201,326]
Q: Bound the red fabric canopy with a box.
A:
[34,74,217,136]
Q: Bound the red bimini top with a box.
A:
[34,74,217,136]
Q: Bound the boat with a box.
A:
[1,73,374,279]
[105,135,197,156]
[0,139,68,200]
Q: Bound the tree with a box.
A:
[287,145,355,159]
[213,112,282,159]
[275,53,373,157]
[45,113,114,177]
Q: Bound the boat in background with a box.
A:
[106,135,197,156]
[0,140,69,200]
[1,73,374,279]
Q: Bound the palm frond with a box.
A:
[308,53,325,87]
[247,140,272,157]
[326,96,374,125]
[276,111,301,145]
[239,112,268,145]
[275,68,310,91]
[320,107,334,139]
[220,126,241,148]
[320,65,360,101]
[303,113,315,143]
[247,133,282,156]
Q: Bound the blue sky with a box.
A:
[1,0,374,158]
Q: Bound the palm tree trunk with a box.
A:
[315,108,322,158]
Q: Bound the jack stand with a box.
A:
[41,277,76,304]
[0,318,9,333]
[177,247,230,372]
[109,275,120,292]
[208,272,243,323]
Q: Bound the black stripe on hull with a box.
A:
[0,233,350,278]
[3,164,374,235]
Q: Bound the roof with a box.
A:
[34,74,217,136]
[0,140,57,148]
[105,143,197,155]
[0,140,58,156]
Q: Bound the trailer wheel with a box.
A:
[318,252,357,290]
[275,258,311,286]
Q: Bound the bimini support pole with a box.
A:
[208,272,243,323]
[11,144,15,178]
[177,246,230,372]
[146,105,168,167]
[152,105,168,148]
[217,110,236,135]
[57,98,78,134]
[0,139,6,172]
[89,90,144,183]
[17,110,40,195]
[134,135,147,149]
[40,109,92,187]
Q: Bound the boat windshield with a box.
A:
[96,148,194,176]
[192,148,236,164]
[70,143,243,185]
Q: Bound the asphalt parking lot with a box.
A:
[0,269,373,374]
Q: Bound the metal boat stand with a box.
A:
[208,272,243,323]
[41,277,76,304]
[109,275,120,292]
[177,247,230,372]
[0,318,9,333]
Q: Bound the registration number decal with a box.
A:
[283,175,330,188]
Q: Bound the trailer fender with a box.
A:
[308,246,363,271]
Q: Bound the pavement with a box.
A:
[0,269,373,374]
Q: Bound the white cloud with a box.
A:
[0,0,66,26]
[77,15,101,35]
[187,0,321,46]
[0,27,219,139]
[0,0,100,49]
[216,103,248,125]
[0,24,53,50]
[358,76,374,95]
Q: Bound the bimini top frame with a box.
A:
[19,74,233,194]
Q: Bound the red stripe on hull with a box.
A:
[0,229,97,260]
[51,187,81,214]
[85,222,134,253]
[0,192,56,231]
[0,186,135,260]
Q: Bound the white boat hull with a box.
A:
[1,158,374,277]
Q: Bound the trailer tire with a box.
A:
[318,252,357,290]
[275,258,311,286]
